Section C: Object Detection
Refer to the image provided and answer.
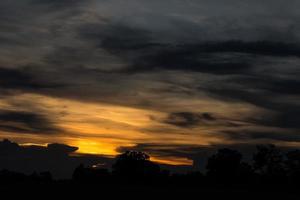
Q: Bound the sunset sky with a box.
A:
[0,0,300,166]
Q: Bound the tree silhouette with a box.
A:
[206,148,242,182]
[112,151,160,178]
[2,139,300,194]
[253,144,286,182]
[72,164,110,182]
[285,150,300,184]
[236,162,254,183]
[72,164,86,181]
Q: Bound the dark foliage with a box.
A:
[112,151,160,178]
[253,144,286,183]
[206,148,243,182]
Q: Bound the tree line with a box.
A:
[1,144,300,187]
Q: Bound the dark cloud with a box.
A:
[79,23,252,74]
[245,111,300,130]
[47,143,78,153]
[31,0,83,7]
[126,50,252,75]
[199,74,300,130]
[0,110,60,134]
[79,21,300,75]
[231,76,300,95]
[202,87,274,110]
[190,41,300,57]
[161,112,242,128]
[122,41,300,74]
[0,67,61,91]
[222,130,300,143]
[163,112,216,128]
[79,22,154,47]
[0,139,114,178]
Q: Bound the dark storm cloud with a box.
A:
[0,139,114,178]
[0,110,60,134]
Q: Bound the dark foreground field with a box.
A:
[1,181,299,199]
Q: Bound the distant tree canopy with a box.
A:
[253,144,286,179]
[206,148,243,181]
[205,144,300,184]
[285,150,300,183]
[112,151,160,177]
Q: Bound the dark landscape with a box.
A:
[1,140,300,199]
[1,0,300,198]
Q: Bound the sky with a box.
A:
[0,0,300,167]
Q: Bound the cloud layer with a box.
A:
[0,0,299,165]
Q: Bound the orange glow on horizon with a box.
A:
[150,156,193,166]
[0,93,277,167]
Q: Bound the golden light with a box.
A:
[0,93,267,166]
